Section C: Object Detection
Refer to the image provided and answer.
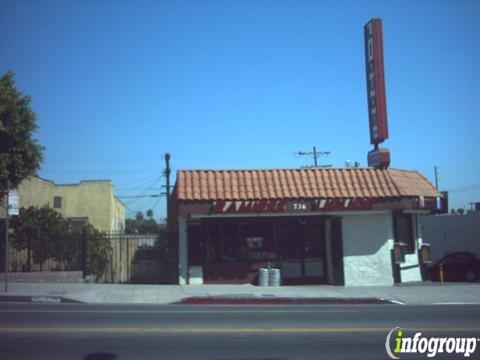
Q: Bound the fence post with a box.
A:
[439,263,444,284]
[119,233,123,283]
[81,228,87,279]
[110,233,114,283]
[127,236,130,282]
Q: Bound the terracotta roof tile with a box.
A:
[176,168,440,201]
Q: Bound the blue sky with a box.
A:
[1,0,479,220]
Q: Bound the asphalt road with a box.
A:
[0,302,479,359]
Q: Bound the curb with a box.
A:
[0,295,82,304]
[177,296,400,305]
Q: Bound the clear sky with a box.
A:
[1,0,479,220]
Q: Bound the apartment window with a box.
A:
[53,196,62,209]
[69,217,88,231]
[393,212,415,254]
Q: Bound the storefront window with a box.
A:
[240,221,276,261]
[202,219,277,263]
[222,222,238,261]
[278,221,301,259]
[205,223,221,262]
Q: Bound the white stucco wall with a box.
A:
[399,213,423,283]
[178,216,188,285]
[422,211,480,262]
[342,212,394,286]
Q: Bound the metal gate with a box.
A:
[111,234,177,284]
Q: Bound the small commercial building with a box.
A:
[170,168,442,286]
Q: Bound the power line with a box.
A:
[117,194,161,199]
[113,174,160,187]
[434,166,480,181]
[122,176,163,206]
[149,193,164,220]
[123,203,142,215]
[449,187,480,193]
[295,146,331,167]
[42,168,157,173]
[174,153,289,160]
[447,182,480,193]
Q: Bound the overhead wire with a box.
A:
[447,182,480,193]
[148,194,164,220]
[114,174,161,189]
[121,176,163,207]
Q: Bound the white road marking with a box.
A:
[434,302,480,305]
[1,326,480,334]
[0,309,359,314]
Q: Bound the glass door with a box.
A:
[278,217,326,284]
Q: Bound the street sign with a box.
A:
[8,189,19,216]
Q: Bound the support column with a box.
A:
[178,215,188,285]
[415,214,423,247]
[325,219,334,284]
[273,219,278,258]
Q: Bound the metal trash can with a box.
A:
[258,268,269,286]
[269,268,281,287]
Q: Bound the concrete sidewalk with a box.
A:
[1,281,480,305]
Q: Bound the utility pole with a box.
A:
[434,165,439,190]
[4,180,10,292]
[296,147,331,167]
[164,153,171,227]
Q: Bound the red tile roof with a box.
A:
[176,168,440,201]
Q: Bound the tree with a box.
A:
[126,209,164,234]
[135,211,144,221]
[10,206,69,271]
[125,218,139,234]
[81,224,112,279]
[125,217,159,234]
[0,71,44,194]
[138,219,158,234]
[10,206,112,278]
[52,223,112,279]
[146,209,154,219]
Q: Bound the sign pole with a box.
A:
[4,180,10,292]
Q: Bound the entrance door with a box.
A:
[330,217,344,285]
[278,217,327,284]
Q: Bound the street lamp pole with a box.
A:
[4,180,10,292]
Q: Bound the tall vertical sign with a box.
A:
[365,18,388,144]
[364,18,390,168]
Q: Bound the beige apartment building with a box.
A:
[4,176,125,233]
[1,176,126,282]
